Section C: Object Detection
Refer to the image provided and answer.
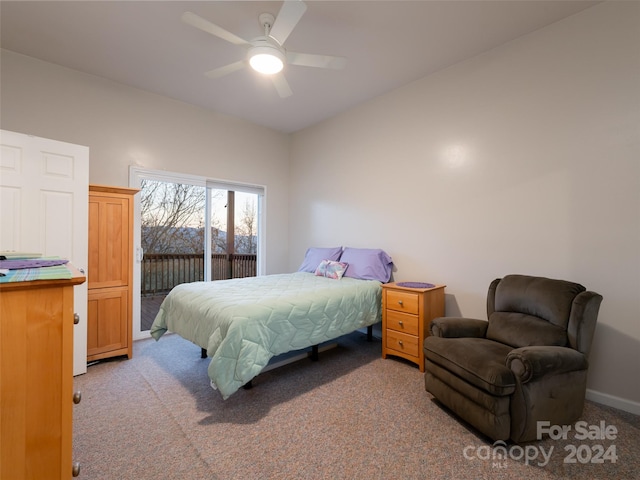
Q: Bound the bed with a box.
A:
[150,247,393,399]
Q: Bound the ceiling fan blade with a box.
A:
[204,61,246,79]
[287,52,347,70]
[270,73,293,98]
[182,11,250,47]
[269,1,307,46]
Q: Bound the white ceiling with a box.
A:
[1,1,598,133]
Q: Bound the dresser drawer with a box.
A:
[386,309,419,336]
[386,289,419,314]
[385,329,419,357]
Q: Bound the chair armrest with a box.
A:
[506,346,588,384]
[429,317,488,338]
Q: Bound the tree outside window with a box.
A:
[141,179,257,255]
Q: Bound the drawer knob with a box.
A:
[73,391,82,404]
[398,340,404,346]
[72,462,81,477]
[398,300,403,306]
[398,320,404,326]
[73,313,80,325]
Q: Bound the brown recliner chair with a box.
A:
[423,274,602,443]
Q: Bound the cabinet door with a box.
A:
[87,287,129,358]
[88,194,130,289]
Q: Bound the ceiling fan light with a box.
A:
[249,46,285,75]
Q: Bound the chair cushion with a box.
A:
[487,312,568,348]
[424,336,516,396]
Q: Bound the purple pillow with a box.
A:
[298,247,343,273]
[340,247,393,282]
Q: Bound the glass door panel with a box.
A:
[140,179,205,331]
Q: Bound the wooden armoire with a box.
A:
[87,184,137,362]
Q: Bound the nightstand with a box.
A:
[382,282,446,372]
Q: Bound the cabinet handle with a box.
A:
[73,391,82,404]
[73,313,80,325]
[72,462,81,477]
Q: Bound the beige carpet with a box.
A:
[73,332,640,480]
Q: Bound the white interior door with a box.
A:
[0,130,89,375]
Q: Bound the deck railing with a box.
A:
[141,253,257,295]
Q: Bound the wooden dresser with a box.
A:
[0,268,85,479]
[87,185,137,362]
[382,282,446,372]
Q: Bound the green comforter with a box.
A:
[150,272,382,399]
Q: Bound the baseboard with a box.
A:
[586,388,640,416]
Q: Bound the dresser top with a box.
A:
[383,282,445,293]
[0,264,85,291]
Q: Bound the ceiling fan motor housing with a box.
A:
[248,37,286,74]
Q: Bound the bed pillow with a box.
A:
[340,247,393,282]
[298,246,343,273]
[314,260,349,280]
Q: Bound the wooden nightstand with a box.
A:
[382,282,446,372]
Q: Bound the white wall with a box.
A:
[0,50,291,273]
[1,1,638,413]
[289,2,640,411]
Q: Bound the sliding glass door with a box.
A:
[130,167,264,339]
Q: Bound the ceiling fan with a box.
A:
[182,0,347,98]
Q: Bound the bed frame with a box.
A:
[199,325,375,389]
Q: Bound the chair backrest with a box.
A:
[485,274,600,353]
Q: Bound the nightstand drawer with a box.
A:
[386,290,419,315]
[385,330,419,357]
[386,309,419,336]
